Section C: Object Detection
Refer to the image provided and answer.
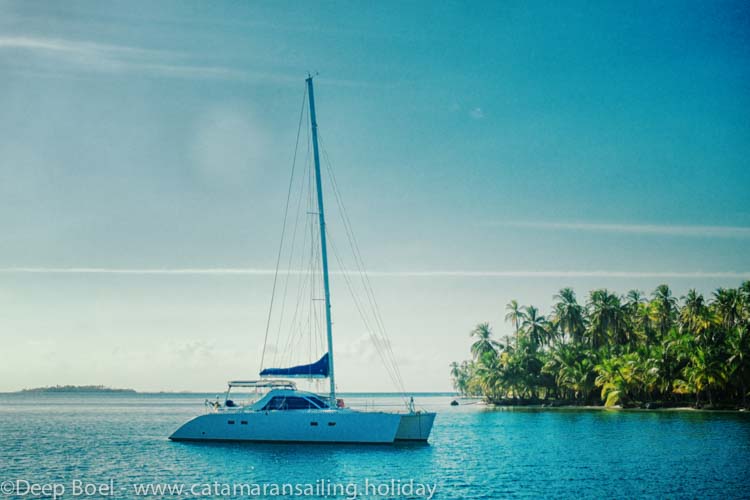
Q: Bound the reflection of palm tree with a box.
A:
[504,300,524,349]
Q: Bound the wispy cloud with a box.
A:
[1,268,748,279]
[0,35,387,87]
[0,35,247,81]
[0,36,160,56]
[489,221,750,238]
[469,107,484,119]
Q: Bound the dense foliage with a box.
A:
[450,282,750,408]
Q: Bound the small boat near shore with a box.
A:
[170,76,435,444]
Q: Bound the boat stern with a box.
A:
[395,412,436,442]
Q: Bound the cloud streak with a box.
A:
[0,35,267,81]
[491,221,750,238]
[0,35,387,87]
[1,268,748,279]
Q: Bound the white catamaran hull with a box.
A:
[395,412,436,441]
[170,410,404,444]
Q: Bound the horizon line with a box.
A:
[1,267,748,279]
[487,221,750,238]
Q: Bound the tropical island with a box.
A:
[451,282,750,410]
[19,385,136,394]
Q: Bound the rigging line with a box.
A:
[320,182,407,396]
[282,208,314,364]
[328,232,405,392]
[282,153,319,367]
[270,104,311,368]
[316,141,406,382]
[317,132,408,396]
[277,112,313,368]
[323,181,407,395]
[327,239,400,391]
[260,85,307,372]
[309,202,317,364]
[330,184,409,395]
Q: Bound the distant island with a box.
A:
[19,385,136,394]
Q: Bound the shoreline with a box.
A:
[480,403,749,413]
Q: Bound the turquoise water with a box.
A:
[1,393,749,499]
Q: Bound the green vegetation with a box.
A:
[450,282,750,409]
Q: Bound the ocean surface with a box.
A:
[1,393,749,499]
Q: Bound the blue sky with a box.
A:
[0,1,748,392]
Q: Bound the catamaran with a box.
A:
[169,76,436,444]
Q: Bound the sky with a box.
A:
[0,1,748,392]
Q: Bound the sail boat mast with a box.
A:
[306,75,336,405]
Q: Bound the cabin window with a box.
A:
[328,422,336,426]
[307,396,329,408]
[263,396,321,411]
[240,421,248,425]
[263,397,286,410]
[285,397,319,410]
[310,421,319,426]
[227,420,235,425]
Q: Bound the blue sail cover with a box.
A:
[259,353,329,379]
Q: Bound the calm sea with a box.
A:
[1,393,749,499]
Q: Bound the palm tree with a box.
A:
[713,288,742,331]
[651,284,677,340]
[624,289,645,312]
[680,289,711,344]
[680,347,727,406]
[552,288,586,345]
[470,323,501,359]
[505,300,524,349]
[727,327,750,407]
[623,290,645,345]
[474,350,504,401]
[594,356,625,407]
[630,301,656,345]
[522,306,549,348]
[449,362,463,393]
[548,344,596,402]
[659,327,692,398]
[587,289,626,348]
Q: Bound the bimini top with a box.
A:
[259,353,329,379]
[227,380,297,390]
